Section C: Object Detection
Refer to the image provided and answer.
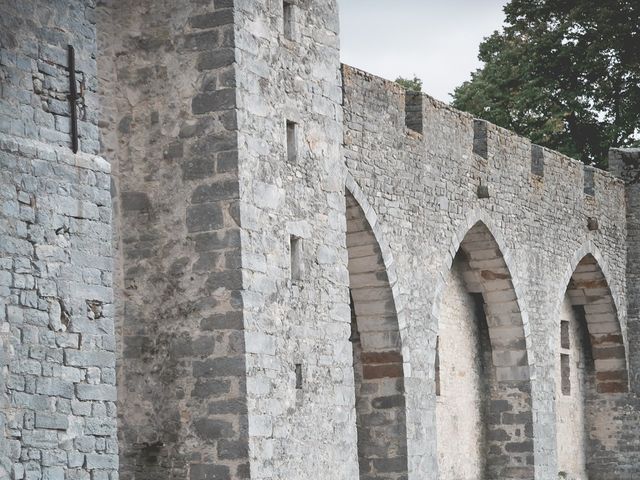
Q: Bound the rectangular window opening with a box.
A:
[473,119,488,159]
[560,320,570,350]
[290,235,303,283]
[561,353,571,396]
[283,1,294,40]
[286,120,297,163]
[584,166,595,196]
[531,144,544,177]
[404,91,423,134]
[295,363,303,389]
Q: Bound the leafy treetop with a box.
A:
[396,76,423,93]
[451,0,640,167]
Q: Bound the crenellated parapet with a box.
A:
[343,64,623,217]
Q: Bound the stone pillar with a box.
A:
[233,0,353,478]
[97,0,249,478]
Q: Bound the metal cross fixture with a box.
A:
[67,45,79,153]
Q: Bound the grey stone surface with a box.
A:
[342,65,638,480]
[1,2,116,479]
[96,0,248,478]
[3,0,640,479]
[0,130,116,478]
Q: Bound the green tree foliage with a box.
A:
[396,76,423,92]
[452,0,640,166]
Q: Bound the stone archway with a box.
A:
[564,254,628,394]
[436,221,534,480]
[345,190,408,480]
[555,252,629,478]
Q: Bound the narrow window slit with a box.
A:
[531,144,544,177]
[283,1,294,40]
[404,91,423,134]
[290,235,303,283]
[561,353,571,395]
[286,120,297,162]
[584,167,595,196]
[473,119,488,159]
[560,320,570,350]
[295,364,303,389]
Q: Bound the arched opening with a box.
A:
[345,190,408,480]
[556,254,628,478]
[436,221,534,480]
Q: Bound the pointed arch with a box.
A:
[557,247,629,393]
[345,175,408,480]
[435,219,534,480]
[432,211,533,355]
[554,246,629,478]
[345,173,409,362]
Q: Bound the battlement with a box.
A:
[341,64,623,201]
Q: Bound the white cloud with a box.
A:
[338,0,508,103]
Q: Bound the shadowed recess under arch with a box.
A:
[554,252,630,478]
[345,190,408,480]
[436,221,534,480]
[565,253,628,393]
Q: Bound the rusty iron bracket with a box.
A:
[67,45,79,153]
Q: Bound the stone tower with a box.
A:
[99,0,350,478]
[0,1,118,478]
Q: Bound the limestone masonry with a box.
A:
[1,1,639,479]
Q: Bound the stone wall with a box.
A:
[437,255,487,480]
[610,147,640,392]
[0,1,117,478]
[233,0,355,478]
[0,0,100,154]
[346,191,408,479]
[96,0,249,478]
[342,64,633,479]
[555,295,588,478]
[2,1,640,479]
[595,147,640,480]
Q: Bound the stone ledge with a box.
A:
[0,132,110,174]
[342,63,624,189]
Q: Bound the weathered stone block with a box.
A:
[197,50,235,71]
[192,418,235,441]
[35,413,68,430]
[64,350,115,368]
[186,204,225,233]
[189,10,234,29]
[193,357,245,378]
[191,379,231,399]
[192,90,236,115]
[191,180,239,204]
[75,385,117,402]
[217,439,249,460]
[85,454,118,469]
[189,463,231,480]
[120,191,151,212]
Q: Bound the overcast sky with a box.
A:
[339,0,508,103]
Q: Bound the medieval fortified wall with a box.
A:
[1,0,639,479]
